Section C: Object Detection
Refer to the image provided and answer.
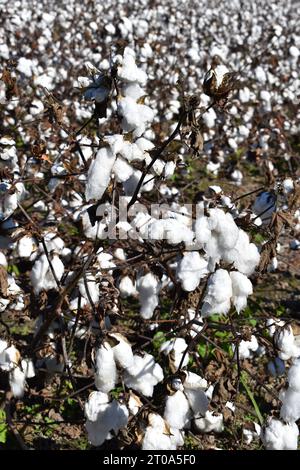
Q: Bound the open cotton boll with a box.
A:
[84,391,110,422]
[184,371,208,390]
[30,254,64,294]
[94,342,117,393]
[0,343,20,372]
[97,252,115,270]
[137,272,160,319]
[230,271,253,313]
[124,353,164,397]
[109,333,134,369]
[149,219,194,246]
[280,388,300,423]
[117,47,147,85]
[266,318,285,337]
[21,358,35,378]
[112,157,133,182]
[223,229,260,276]
[85,146,116,201]
[17,235,36,258]
[160,337,189,372]
[118,97,154,137]
[119,276,137,298]
[128,391,143,416]
[177,252,208,292]
[183,371,209,416]
[9,366,26,398]
[194,410,224,433]
[78,274,99,305]
[85,395,128,447]
[234,335,259,360]
[279,358,300,423]
[185,388,209,417]
[201,269,232,317]
[164,390,191,430]
[122,82,145,100]
[262,418,299,450]
[287,358,300,392]
[274,326,300,361]
[142,413,177,450]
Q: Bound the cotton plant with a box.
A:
[84,48,156,207]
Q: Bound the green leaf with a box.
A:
[152,331,166,350]
[240,371,264,426]
[0,409,7,444]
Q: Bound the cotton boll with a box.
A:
[30,254,64,294]
[9,366,26,398]
[128,391,143,415]
[280,388,300,423]
[124,353,164,397]
[231,169,243,185]
[194,410,224,433]
[274,326,300,361]
[117,47,147,85]
[137,273,160,319]
[85,393,128,447]
[17,236,36,258]
[224,229,260,276]
[262,418,299,450]
[21,358,35,378]
[109,333,134,369]
[201,269,232,317]
[84,391,110,422]
[287,358,300,392]
[142,413,176,450]
[160,337,189,372]
[182,372,209,417]
[118,97,154,137]
[177,252,208,292]
[0,344,20,371]
[149,219,194,246]
[94,342,117,393]
[113,157,133,182]
[85,147,116,201]
[119,276,137,298]
[235,335,259,359]
[203,107,217,128]
[230,271,253,313]
[184,371,208,390]
[164,390,191,430]
[78,274,99,305]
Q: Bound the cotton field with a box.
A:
[0,0,300,452]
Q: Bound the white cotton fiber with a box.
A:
[85,147,116,201]
[230,271,253,313]
[94,342,117,393]
[164,390,191,430]
[177,252,208,292]
[201,269,232,317]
